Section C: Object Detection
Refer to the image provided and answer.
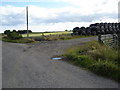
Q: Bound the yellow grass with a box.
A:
[22,31,72,37]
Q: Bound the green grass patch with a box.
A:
[2,37,36,43]
[63,41,119,82]
[90,60,120,82]
[72,55,96,68]
[0,34,2,41]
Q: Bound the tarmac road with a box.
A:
[2,37,119,88]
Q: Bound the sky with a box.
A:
[0,0,119,33]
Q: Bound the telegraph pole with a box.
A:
[26,6,29,37]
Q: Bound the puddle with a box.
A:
[51,57,62,60]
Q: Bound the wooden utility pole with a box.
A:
[26,6,29,37]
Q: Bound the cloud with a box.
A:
[53,0,118,17]
[0,22,90,33]
[0,5,25,26]
[1,4,118,26]
[0,0,118,32]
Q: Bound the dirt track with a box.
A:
[2,37,119,88]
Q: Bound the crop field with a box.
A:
[22,31,72,37]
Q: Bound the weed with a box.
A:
[2,37,36,43]
[64,41,119,82]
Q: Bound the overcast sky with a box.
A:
[0,0,119,32]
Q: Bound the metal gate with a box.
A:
[98,34,118,48]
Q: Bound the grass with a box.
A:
[2,33,96,43]
[63,41,120,82]
[22,31,72,37]
[31,33,96,41]
[40,35,95,41]
[2,37,36,43]
[0,34,2,41]
[2,31,96,43]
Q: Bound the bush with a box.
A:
[72,55,95,68]
[7,32,22,40]
[90,60,120,82]
[77,41,118,62]
[4,30,10,34]
[2,37,36,43]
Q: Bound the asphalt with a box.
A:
[2,37,119,88]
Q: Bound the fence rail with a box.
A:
[98,34,118,48]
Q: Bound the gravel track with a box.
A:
[2,37,119,88]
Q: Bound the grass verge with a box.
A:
[2,37,36,43]
[63,41,120,82]
[34,35,96,41]
[2,34,96,43]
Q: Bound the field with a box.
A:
[22,31,72,37]
[2,31,96,43]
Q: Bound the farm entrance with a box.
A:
[98,34,118,48]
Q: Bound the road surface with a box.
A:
[2,37,119,88]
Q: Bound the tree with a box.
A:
[18,30,32,34]
[28,30,32,33]
[13,29,17,32]
[4,30,11,34]
[7,31,22,40]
